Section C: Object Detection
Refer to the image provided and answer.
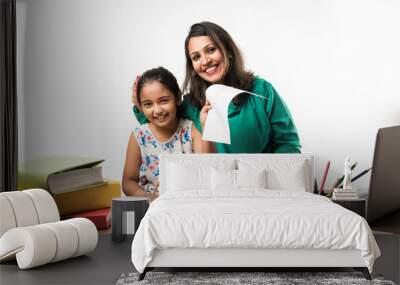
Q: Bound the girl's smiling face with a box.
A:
[188,36,227,83]
[140,81,178,128]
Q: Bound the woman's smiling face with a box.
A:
[188,36,227,83]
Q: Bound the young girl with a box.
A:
[122,67,213,201]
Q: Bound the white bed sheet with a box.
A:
[131,190,380,273]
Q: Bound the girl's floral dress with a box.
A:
[133,118,193,193]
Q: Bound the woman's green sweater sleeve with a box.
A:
[179,96,200,129]
[133,106,148,124]
[265,84,301,153]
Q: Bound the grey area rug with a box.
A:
[116,271,396,285]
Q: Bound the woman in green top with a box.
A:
[133,21,301,153]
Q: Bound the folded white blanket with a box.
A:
[131,190,380,273]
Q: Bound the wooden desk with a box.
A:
[332,198,366,218]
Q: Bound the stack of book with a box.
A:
[332,188,359,200]
[18,156,121,230]
[63,208,112,230]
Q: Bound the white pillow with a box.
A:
[161,156,236,194]
[211,168,236,190]
[165,159,236,193]
[237,159,310,191]
[211,169,267,190]
[266,163,308,191]
[167,162,211,191]
[236,169,267,189]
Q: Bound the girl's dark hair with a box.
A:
[136,66,182,106]
[183,22,254,109]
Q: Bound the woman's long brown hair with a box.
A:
[183,22,254,109]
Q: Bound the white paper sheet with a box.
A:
[202,84,266,144]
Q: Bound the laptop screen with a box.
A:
[367,125,400,223]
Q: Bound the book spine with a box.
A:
[51,181,107,195]
[53,181,121,215]
[86,215,110,230]
[332,195,360,200]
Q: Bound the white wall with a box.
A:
[17,0,400,192]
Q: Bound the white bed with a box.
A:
[131,154,380,280]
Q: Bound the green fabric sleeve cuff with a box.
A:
[132,106,148,124]
[273,145,302,154]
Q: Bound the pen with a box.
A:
[314,178,319,194]
[351,167,372,183]
[319,161,331,195]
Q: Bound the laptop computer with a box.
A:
[367,126,400,234]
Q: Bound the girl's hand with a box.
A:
[147,182,159,202]
[200,101,212,130]
[131,75,141,108]
[146,191,159,202]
